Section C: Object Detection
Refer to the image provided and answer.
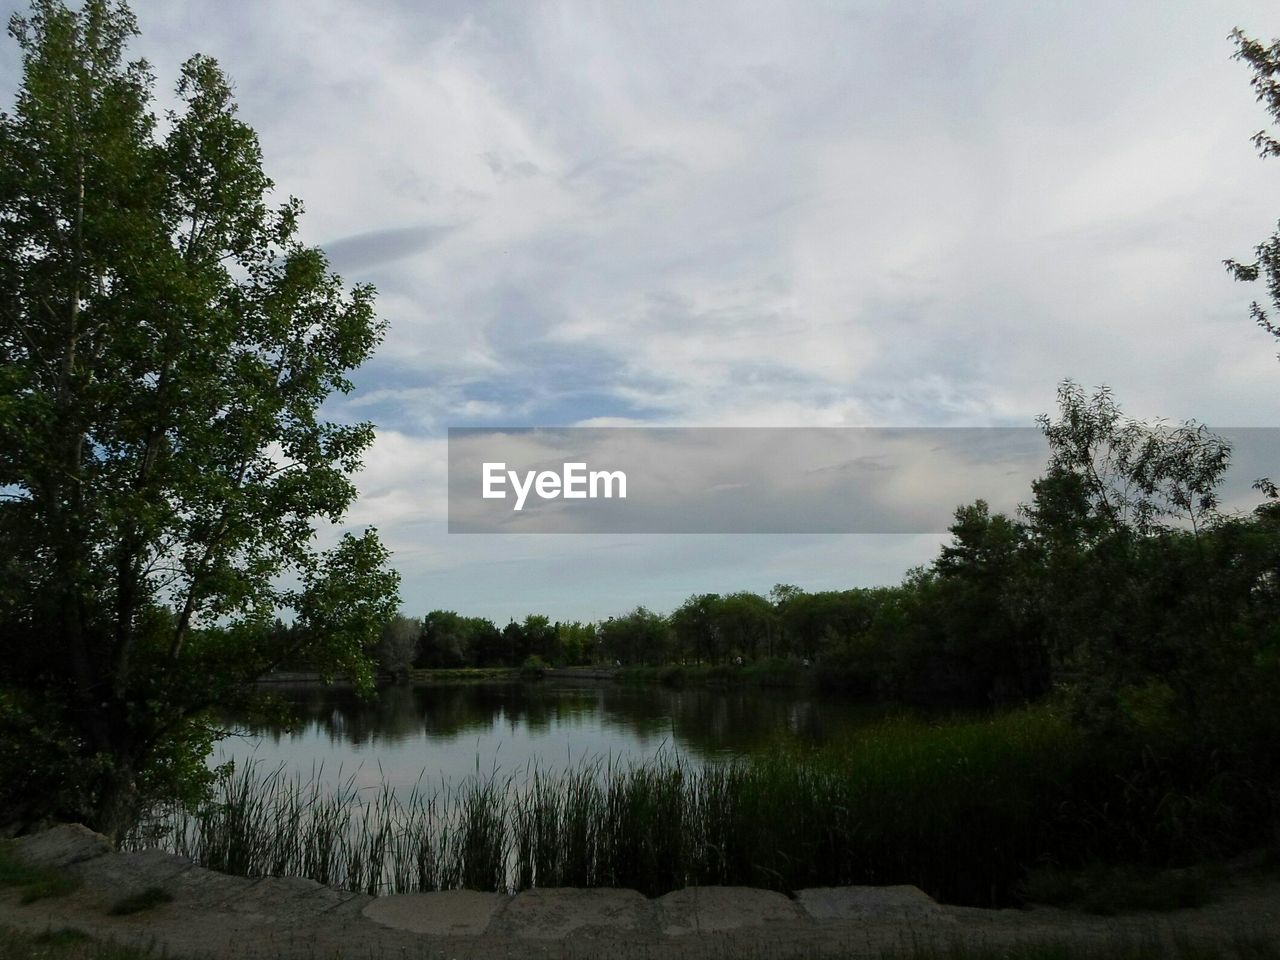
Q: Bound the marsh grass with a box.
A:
[129,706,1269,907]
[0,928,166,960]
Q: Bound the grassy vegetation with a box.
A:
[130,705,1273,907]
[0,927,154,960]
[0,842,81,904]
[1020,863,1218,915]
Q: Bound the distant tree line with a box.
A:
[349,383,1278,721]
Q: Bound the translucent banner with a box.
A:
[447,427,1277,534]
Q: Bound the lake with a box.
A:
[213,680,880,796]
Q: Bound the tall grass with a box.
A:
[128,706,1274,906]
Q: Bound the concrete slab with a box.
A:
[796,885,954,923]
[658,886,802,936]
[493,887,654,940]
[10,824,111,868]
[362,890,507,935]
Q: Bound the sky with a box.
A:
[5,0,1280,623]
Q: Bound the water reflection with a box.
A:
[214,681,875,795]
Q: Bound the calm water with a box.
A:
[214,681,879,796]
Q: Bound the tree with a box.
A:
[714,592,777,660]
[418,611,469,668]
[1031,381,1229,542]
[555,621,597,666]
[1226,29,1280,501]
[1024,382,1236,730]
[464,617,505,667]
[599,607,670,665]
[927,501,1047,704]
[1227,29,1280,359]
[669,593,721,663]
[519,614,559,664]
[374,616,421,681]
[0,1,400,838]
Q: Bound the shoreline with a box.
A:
[253,663,818,690]
[6,824,1280,960]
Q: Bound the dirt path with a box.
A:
[3,825,1278,959]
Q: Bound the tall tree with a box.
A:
[0,0,399,837]
[1024,382,1235,729]
[1227,29,1280,362]
[1227,28,1280,501]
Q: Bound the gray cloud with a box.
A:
[322,224,456,274]
[4,0,1279,619]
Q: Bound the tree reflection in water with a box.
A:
[214,682,882,795]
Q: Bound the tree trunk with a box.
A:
[90,751,137,846]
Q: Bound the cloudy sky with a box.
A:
[6,0,1280,622]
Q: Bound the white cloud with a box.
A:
[5,0,1279,618]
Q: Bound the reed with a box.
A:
[127,706,1266,906]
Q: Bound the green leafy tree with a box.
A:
[668,593,721,663]
[418,611,471,667]
[519,614,559,664]
[463,616,505,667]
[1226,28,1280,501]
[713,592,777,660]
[1227,29,1280,360]
[924,501,1047,704]
[501,619,526,666]
[374,616,422,681]
[0,0,399,837]
[554,621,597,666]
[599,607,670,666]
[1024,382,1236,729]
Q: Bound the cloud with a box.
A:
[4,0,1279,619]
[322,224,456,274]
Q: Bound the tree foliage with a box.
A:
[0,0,399,836]
[374,616,421,681]
[1227,29,1280,355]
[1227,28,1280,503]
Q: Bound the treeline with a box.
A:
[351,384,1279,723]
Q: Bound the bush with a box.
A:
[519,655,548,680]
[657,665,686,686]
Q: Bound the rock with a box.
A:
[658,886,802,936]
[492,887,654,940]
[224,876,326,915]
[71,848,197,910]
[135,858,252,907]
[795,885,953,923]
[9,824,112,868]
[362,890,507,935]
